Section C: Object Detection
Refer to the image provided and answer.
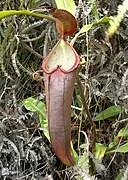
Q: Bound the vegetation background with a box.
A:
[0,0,128,179]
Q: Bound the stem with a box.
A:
[0,10,55,21]
[21,41,43,59]
[77,77,96,148]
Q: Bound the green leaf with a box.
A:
[80,143,88,149]
[71,24,93,45]
[23,97,38,112]
[118,127,128,137]
[108,126,128,151]
[91,0,99,21]
[115,172,124,180]
[77,149,89,173]
[29,0,41,8]
[78,24,93,34]
[39,114,50,141]
[108,141,117,150]
[23,97,50,141]
[0,10,54,21]
[95,143,107,160]
[71,16,111,45]
[70,141,78,162]
[94,105,121,121]
[93,16,112,25]
[114,142,128,153]
[22,97,46,116]
[55,0,76,16]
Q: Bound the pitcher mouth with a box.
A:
[42,39,80,74]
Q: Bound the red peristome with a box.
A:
[42,39,79,166]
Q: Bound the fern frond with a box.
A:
[108,0,128,36]
[0,24,13,78]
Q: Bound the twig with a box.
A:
[0,78,8,101]
[16,59,33,76]
[77,76,96,148]
[11,35,21,77]
[21,19,47,33]
[21,29,47,42]
[77,77,93,126]
[21,41,43,59]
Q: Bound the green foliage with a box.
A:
[108,0,128,36]
[95,127,128,160]
[108,126,128,152]
[94,105,128,121]
[94,105,121,121]
[22,97,50,141]
[0,2,110,47]
[76,131,90,177]
[23,97,45,114]
[91,0,99,21]
[71,16,111,45]
[118,127,128,138]
[71,142,79,162]
[76,144,89,179]
[0,10,54,21]
[114,142,128,153]
[55,0,76,16]
[28,0,41,8]
[115,172,124,180]
[95,143,107,160]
